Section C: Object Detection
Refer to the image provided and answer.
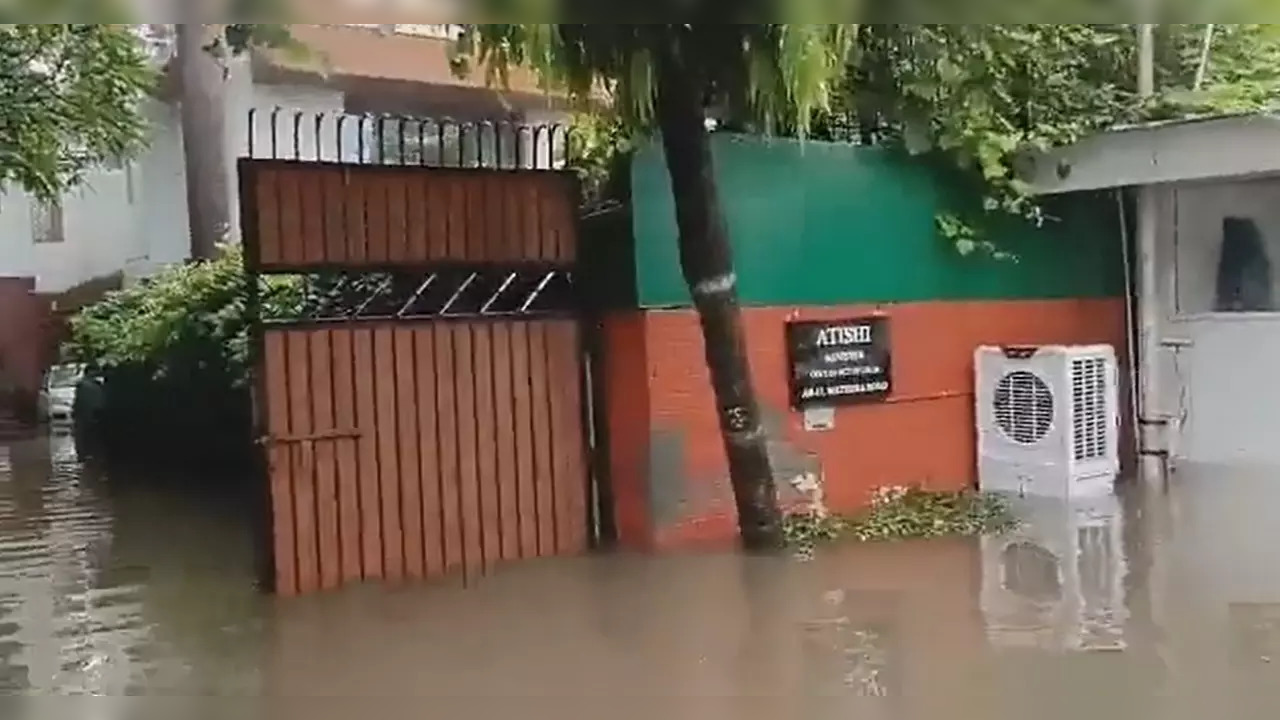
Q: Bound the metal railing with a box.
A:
[245,108,573,171]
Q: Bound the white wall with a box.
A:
[1152,176,1280,469]
[0,164,142,295]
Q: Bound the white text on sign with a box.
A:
[814,324,874,348]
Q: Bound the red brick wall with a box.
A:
[0,277,53,419]
[600,312,655,550]
[602,298,1130,551]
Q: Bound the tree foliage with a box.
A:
[0,24,154,199]
[1154,24,1280,115]
[455,24,855,135]
[471,24,1280,250]
[822,24,1280,249]
[841,24,1141,251]
[0,21,298,200]
[65,246,302,468]
[66,245,301,388]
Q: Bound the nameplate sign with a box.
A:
[786,317,892,409]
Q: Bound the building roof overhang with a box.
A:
[1026,112,1280,196]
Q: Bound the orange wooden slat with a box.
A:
[394,327,425,581]
[545,178,577,263]
[471,323,502,568]
[345,170,370,265]
[299,169,326,265]
[426,174,450,262]
[406,172,429,263]
[465,174,487,262]
[278,169,305,267]
[503,175,523,263]
[414,326,445,578]
[323,169,348,264]
[527,321,557,557]
[434,324,463,572]
[509,322,538,559]
[523,175,545,262]
[386,170,410,264]
[309,330,342,591]
[353,328,383,579]
[453,324,484,575]
[263,331,297,596]
[490,322,521,563]
[548,320,589,554]
[478,175,498,262]
[254,166,282,267]
[287,331,320,595]
[329,327,363,583]
[373,326,404,582]
[446,174,468,261]
[366,173,391,265]
[537,178,560,263]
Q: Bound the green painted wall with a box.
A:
[631,134,1125,308]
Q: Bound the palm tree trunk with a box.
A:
[176,23,230,261]
[653,41,783,551]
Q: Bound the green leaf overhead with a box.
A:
[0,24,154,199]
[455,24,857,137]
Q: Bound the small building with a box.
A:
[1028,112,1280,472]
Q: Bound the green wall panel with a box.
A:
[632,134,1125,308]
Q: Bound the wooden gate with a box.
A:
[240,155,591,597]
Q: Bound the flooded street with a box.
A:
[2,432,1279,718]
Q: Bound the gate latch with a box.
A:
[257,428,363,446]
[259,428,364,476]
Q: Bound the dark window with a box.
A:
[1215,216,1274,312]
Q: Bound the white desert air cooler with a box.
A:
[976,345,1120,499]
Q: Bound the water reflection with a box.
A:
[981,493,1129,653]
[3,437,1280,718]
[0,433,267,696]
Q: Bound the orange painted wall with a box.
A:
[602,298,1131,551]
[0,278,53,421]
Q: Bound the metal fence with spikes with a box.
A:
[239,108,598,598]
[246,108,575,171]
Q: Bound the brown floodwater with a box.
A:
[1,431,1279,719]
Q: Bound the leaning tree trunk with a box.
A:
[176,22,231,261]
[654,42,784,551]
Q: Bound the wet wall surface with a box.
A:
[1,432,1278,719]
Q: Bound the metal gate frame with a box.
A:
[239,111,601,597]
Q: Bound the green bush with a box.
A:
[784,487,1019,553]
[65,246,302,471]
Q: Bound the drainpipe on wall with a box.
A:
[1136,22,1166,489]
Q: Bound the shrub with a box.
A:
[783,487,1019,553]
[65,246,302,471]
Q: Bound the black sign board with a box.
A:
[786,316,892,409]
